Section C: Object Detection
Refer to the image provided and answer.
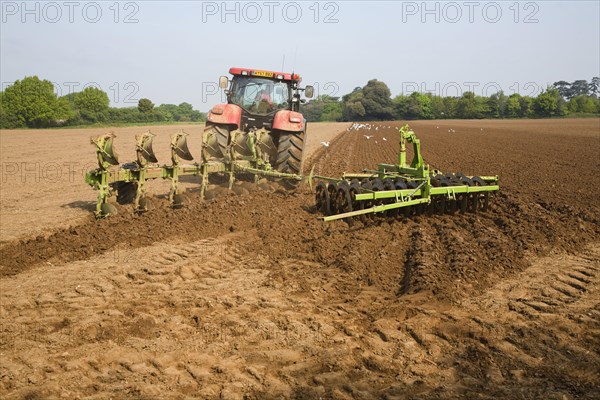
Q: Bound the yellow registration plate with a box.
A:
[252,70,274,78]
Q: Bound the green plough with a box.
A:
[85,129,304,217]
[313,125,499,221]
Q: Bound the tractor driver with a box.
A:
[256,88,272,104]
[255,87,273,113]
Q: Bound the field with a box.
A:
[0,119,599,399]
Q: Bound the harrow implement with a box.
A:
[85,129,304,217]
[313,125,499,222]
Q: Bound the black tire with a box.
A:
[113,181,137,205]
[275,130,305,187]
[203,123,230,159]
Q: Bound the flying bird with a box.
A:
[320,141,330,147]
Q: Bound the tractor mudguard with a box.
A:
[272,110,304,132]
[207,104,242,128]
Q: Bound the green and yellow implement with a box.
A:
[312,125,499,222]
[85,129,304,218]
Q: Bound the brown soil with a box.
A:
[1,119,599,399]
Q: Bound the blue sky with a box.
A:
[1,1,599,111]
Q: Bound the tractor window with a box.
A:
[230,77,290,115]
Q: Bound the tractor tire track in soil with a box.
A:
[1,119,599,398]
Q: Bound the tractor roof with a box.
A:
[229,67,301,82]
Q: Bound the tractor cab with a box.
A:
[220,68,313,118]
[229,76,289,115]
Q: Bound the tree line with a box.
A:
[1,75,598,129]
[302,77,600,122]
[0,76,205,129]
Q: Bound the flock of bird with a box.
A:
[319,122,485,147]
[346,122,393,132]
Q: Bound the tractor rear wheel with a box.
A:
[203,123,230,160]
[275,130,305,188]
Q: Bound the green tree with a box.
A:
[74,87,109,122]
[138,98,154,113]
[342,91,366,121]
[534,88,566,117]
[486,91,507,118]
[552,81,572,99]
[394,92,433,120]
[156,104,179,120]
[456,92,478,118]
[568,95,599,114]
[0,91,22,128]
[320,98,342,121]
[442,97,458,118]
[570,80,589,97]
[519,96,534,117]
[343,80,394,121]
[1,76,68,127]
[506,93,522,118]
[589,77,599,97]
[430,95,447,119]
[301,101,324,122]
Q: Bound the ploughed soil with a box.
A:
[0,119,599,399]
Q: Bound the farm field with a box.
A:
[0,118,599,399]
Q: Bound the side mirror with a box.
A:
[304,85,314,98]
[219,76,229,89]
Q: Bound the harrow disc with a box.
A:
[360,179,375,220]
[349,180,364,220]
[472,176,489,212]
[382,178,397,217]
[315,181,331,215]
[336,184,353,223]
[394,178,408,190]
[406,180,422,216]
[369,179,387,218]
[327,182,339,215]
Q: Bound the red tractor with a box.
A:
[202,67,314,181]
